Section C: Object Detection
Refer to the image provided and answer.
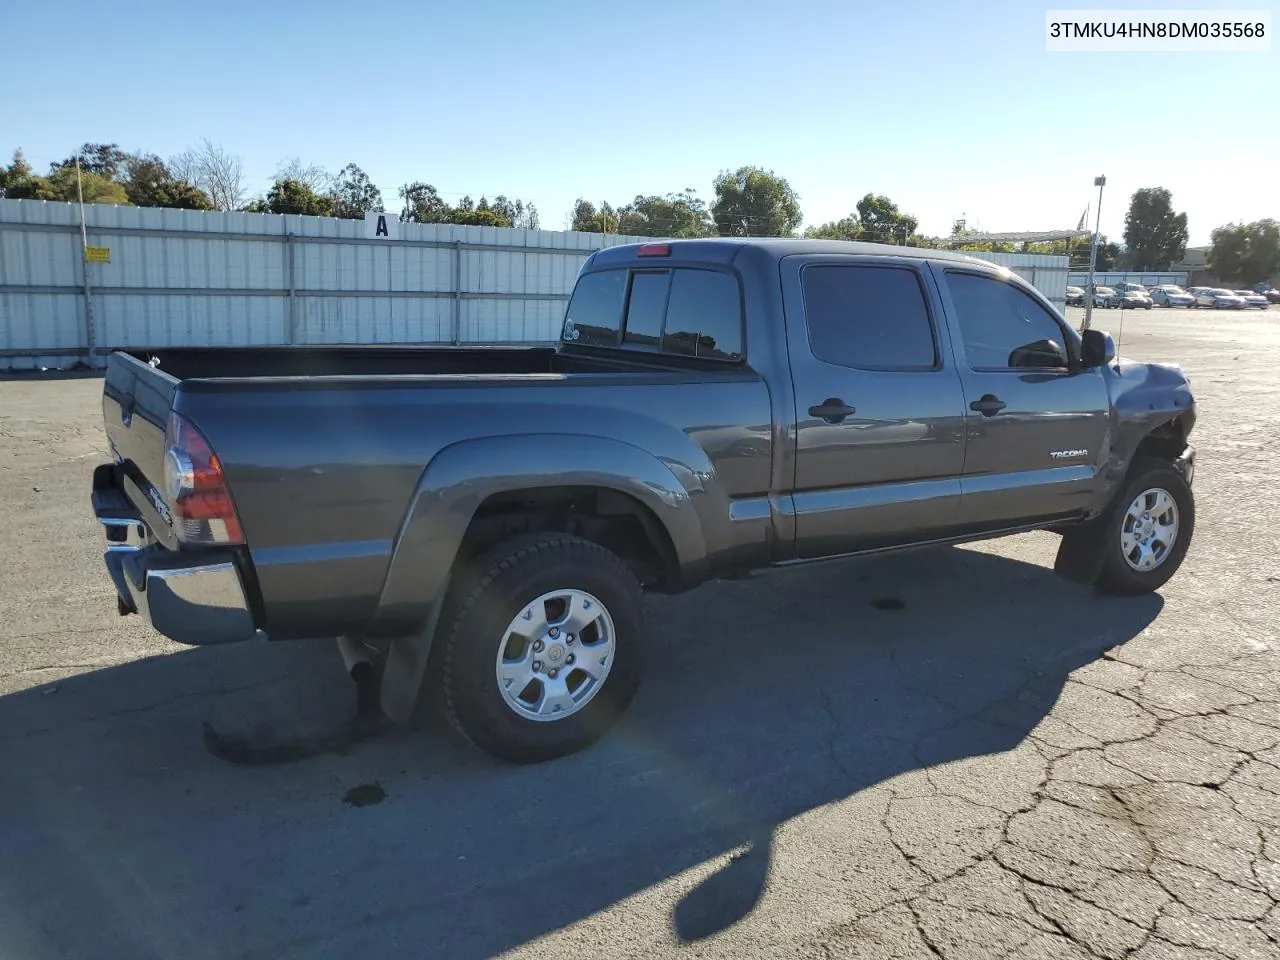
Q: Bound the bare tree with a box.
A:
[169,138,246,211]
[274,157,333,194]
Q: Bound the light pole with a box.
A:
[1082,174,1106,332]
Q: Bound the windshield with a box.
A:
[1165,286,1187,294]
[1097,287,1116,295]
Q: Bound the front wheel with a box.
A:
[431,533,646,763]
[1093,457,1195,595]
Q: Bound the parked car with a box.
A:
[1150,285,1196,307]
[91,238,1198,764]
[1232,290,1270,309]
[1118,290,1153,310]
[1065,285,1086,306]
[1251,283,1280,303]
[1194,288,1247,309]
[1093,285,1117,308]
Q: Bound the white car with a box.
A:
[1093,286,1117,308]
[1151,284,1195,307]
[1232,289,1270,309]
[1194,288,1246,309]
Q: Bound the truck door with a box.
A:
[780,255,968,559]
[929,264,1111,529]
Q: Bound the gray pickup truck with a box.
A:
[92,238,1197,763]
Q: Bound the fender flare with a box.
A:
[376,433,708,724]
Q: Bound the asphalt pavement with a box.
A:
[1,306,1277,959]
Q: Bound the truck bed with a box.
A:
[99,344,774,640]
[119,345,666,381]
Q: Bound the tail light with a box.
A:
[162,411,245,545]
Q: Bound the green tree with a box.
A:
[50,143,130,180]
[491,195,539,230]
[123,154,214,209]
[330,163,383,219]
[855,193,919,244]
[1208,219,1280,286]
[450,195,509,227]
[0,149,54,199]
[44,165,130,204]
[615,190,715,238]
[570,199,619,233]
[399,181,452,223]
[711,166,802,237]
[804,215,862,241]
[251,178,335,217]
[1122,187,1189,270]
[1094,238,1121,272]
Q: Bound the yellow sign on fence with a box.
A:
[84,246,110,263]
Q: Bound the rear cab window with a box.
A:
[562,266,744,362]
[799,263,939,370]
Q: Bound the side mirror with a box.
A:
[1080,329,1116,368]
[1008,338,1068,369]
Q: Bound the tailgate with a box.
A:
[101,352,183,549]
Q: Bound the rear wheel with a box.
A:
[1093,457,1194,595]
[431,533,645,763]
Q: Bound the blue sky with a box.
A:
[3,0,1276,244]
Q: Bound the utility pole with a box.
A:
[1082,174,1106,332]
[75,157,98,367]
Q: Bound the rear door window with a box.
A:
[800,264,938,370]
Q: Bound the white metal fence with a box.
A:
[1067,270,1189,289]
[0,199,1070,370]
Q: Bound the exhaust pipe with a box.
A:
[336,636,375,684]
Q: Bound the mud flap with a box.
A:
[1053,519,1110,586]
[379,573,451,727]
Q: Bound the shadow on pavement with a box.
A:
[0,543,1163,960]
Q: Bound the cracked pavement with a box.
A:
[1,308,1278,959]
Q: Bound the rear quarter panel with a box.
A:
[176,371,774,640]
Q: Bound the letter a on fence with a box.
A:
[365,211,400,240]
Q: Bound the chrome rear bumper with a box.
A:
[94,465,262,645]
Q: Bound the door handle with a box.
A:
[969,394,1007,417]
[808,398,857,424]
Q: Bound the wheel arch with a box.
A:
[373,434,707,724]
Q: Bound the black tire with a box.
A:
[431,533,646,764]
[1094,457,1195,596]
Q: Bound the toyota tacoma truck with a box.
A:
[91,238,1197,763]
